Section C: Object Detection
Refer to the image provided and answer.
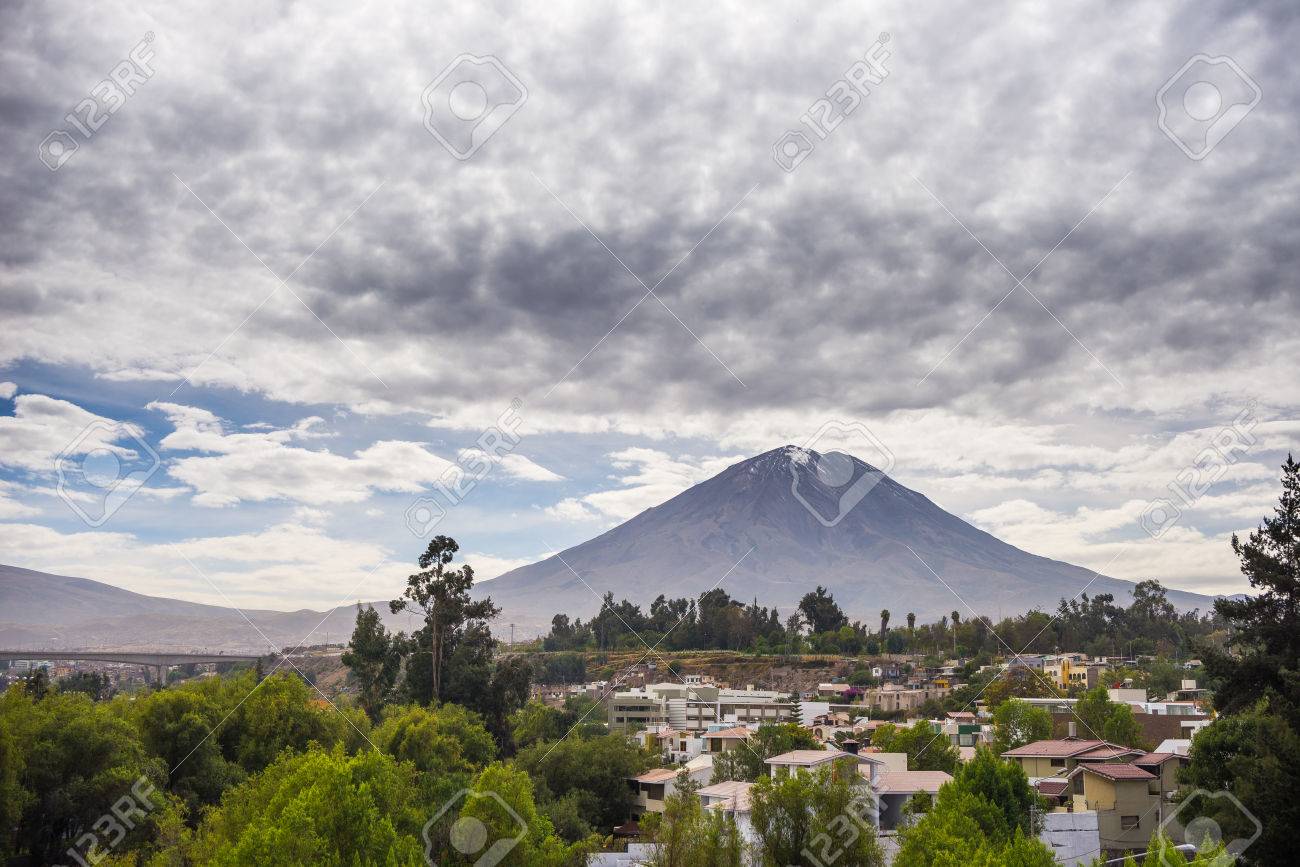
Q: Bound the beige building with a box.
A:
[609,682,795,732]
[1068,763,1160,852]
[861,684,950,714]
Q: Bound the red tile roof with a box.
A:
[1072,763,1155,782]
[1036,779,1070,796]
[1075,744,1144,760]
[1133,752,1182,767]
[1002,739,1107,758]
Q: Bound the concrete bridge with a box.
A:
[0,649,265,686]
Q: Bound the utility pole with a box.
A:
[509,623,515,646]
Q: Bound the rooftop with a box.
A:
[875,770,952,794]
[1001,738,1133,759]
[630,768,678,784]
[698,780,754,812]
[766,749,882,767]
[1074,744,1144,761]
[1069,763,1156,782]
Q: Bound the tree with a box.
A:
[58,671,110,700]
[990,699,1053,755]
[514,733,651,832]
[1178,698,1299,867]
[951,611,961,654]
[1182,455,1300,865]
[869,720,958,773]
[22,667,50,700]
[1075,687,1147,749]
[880,609,891,642]
[749,763,884,866]
[894,748,1051,866]
[982,667,1053,709]
[390,535,500,704]
[373,703,496,776]
[907,611,916,636]
[341,603,400,721]
[799,586,848,635]
[436,762,593,867]
[645,770,744,867]
[710,723,822,782]
[1205,454,1300,718]
[0,688,168,864]
[178,746,427,865]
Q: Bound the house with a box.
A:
[1067,763,1162,853]
[1044,656,1107,690]
[640,726,704,762]
[765,749,884,792]
[1153,738,1191,757]
[698,780,757,846]
[627,759,713,815]
[1000,739,1145,781]
[702,725,754,754]
[587,841,655,866]
[1131,751,1187,815]
[873,770,951,830]
[861,684,950,714]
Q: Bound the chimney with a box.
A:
[1067,721,1077,739]
[840,739,860,755]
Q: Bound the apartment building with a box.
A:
[608,681,795,732]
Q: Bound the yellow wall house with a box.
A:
[1068,763,1161,854]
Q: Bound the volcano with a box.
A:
[475,446,1213,629]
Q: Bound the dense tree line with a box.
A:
[537,578,1223,663]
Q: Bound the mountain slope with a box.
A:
[475,446,1214,629]
[0,564,415,652]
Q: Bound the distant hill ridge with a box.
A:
[0,563,408,653]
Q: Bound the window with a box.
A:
[1050,758,1066,768]
[1121,815,1140,830]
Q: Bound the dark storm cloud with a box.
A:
[0,0,1297,429]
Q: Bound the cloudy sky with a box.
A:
[1,0,1296,613]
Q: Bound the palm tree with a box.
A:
[951,610,961,655]
[879,609,890,644]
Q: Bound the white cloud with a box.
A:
[0,480,41,518]
[455,447,564,482]
[0,382,16,399]
[547,448,745,523]
[462,552,544,581]
[0,393,152,472]
[0,520,407,610]
[148,401,461,507]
